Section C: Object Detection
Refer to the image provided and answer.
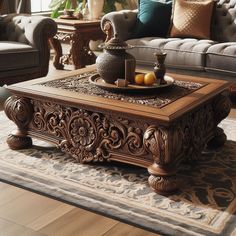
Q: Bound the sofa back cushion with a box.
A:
[0,14,28,43]
[212,0,236,42]
[133,0,172,38]
[170,0,215,39]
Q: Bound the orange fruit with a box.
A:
[144,72,156,86]
[134,73,145,85]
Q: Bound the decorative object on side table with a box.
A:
[87,0,104,20]
[96,34,136,84]
[154,51,167,85]
[60,8,77,19]
[49,0,128,19]
[49,0,78,18]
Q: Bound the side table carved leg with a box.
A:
[4,96,33,150]
[49,37,64,70]
[71,34,84,69]
[144,126,179,195]
[71,34,97,69]
[207,93,231,149]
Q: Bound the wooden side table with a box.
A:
[50,19,105,70]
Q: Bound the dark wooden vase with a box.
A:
[96,34,136,84]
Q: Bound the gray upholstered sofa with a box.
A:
[101,0,236,81]
[0,14,57,86]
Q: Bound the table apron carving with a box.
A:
[4,91,231,195]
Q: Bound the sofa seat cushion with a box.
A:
[126,37,215,70]
[206,43,236,75]
[0,41,39,71]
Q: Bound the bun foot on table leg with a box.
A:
[148,175,179,196]
[148,163,179,196]
[7,133,32,150]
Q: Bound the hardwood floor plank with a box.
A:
[0,182,25,206]
[102,222,160,236]
[0,217,45,236]
[0,191,64,225]
[27,204,74,231]
[39,208,118,236]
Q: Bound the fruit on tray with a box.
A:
[134,73,145,85]
[144,72,156,86]
[134,73,156,86]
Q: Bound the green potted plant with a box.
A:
[103,0,127,13]
[49,0,80,18]
[49,0,127,18]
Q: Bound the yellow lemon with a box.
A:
[134,73,145,85]
[144,72,156,86]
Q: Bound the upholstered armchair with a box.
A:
[0,13,57,86]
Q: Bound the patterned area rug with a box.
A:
[0,112,235,236]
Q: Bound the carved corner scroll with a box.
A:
[207,92,231,148]
[212,93,231,125]
[4,96,33,149]
[143,126,169,165]
[4,96,33,130]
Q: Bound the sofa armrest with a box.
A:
[101,9,138,42]
[1,14,57,49]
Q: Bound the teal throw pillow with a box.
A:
[133,0,172,38]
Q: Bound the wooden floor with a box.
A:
[0,63,235,236]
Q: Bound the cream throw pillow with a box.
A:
[170,0,215,39]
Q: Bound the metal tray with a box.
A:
[89,73,175,93]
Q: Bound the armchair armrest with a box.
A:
[101,9,138,42]
[1,14,57,49]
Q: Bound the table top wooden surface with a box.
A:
[54,18,101,28]
[7,65,231,124]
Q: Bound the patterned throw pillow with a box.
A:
[170,0,215,39]
[133,0,173,38]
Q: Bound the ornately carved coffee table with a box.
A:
[4,66,231,195]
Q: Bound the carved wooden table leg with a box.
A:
[70,33,83,69]
[49,37,64,70]
[207,93,231,149]
[4,96,33,150]
[144,126,179,195]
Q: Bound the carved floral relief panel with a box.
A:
[29,100,151,163]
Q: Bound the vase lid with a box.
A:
[99,34,133,50]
